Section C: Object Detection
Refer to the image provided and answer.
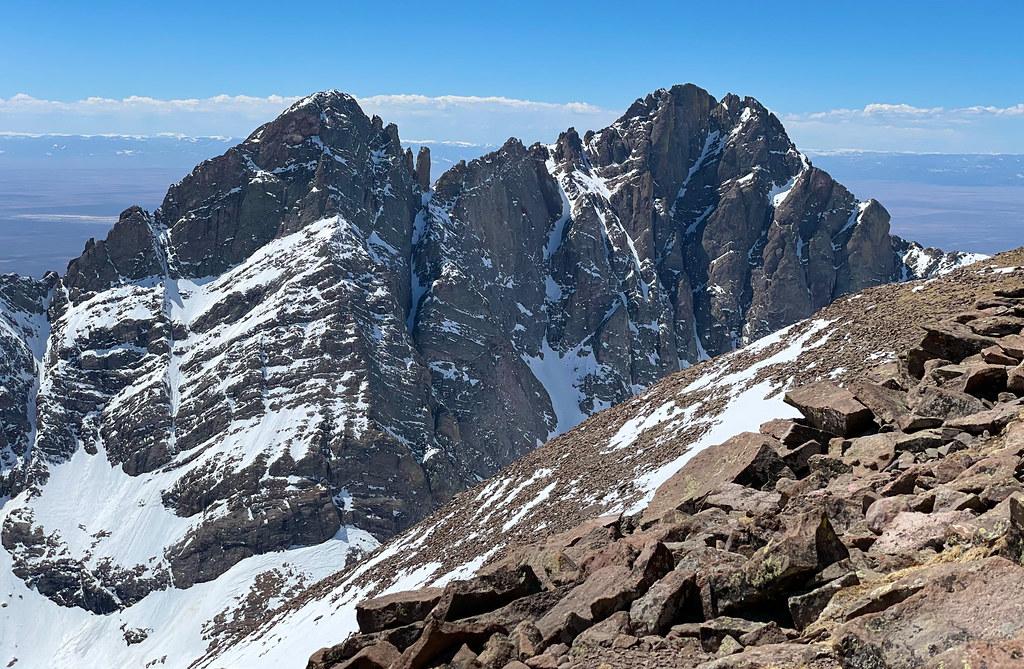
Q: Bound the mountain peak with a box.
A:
[283,88,361,115]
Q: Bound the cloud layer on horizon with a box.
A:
[781,102,1024,153]
[1,93,1022,153]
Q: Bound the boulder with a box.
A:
[949,454,1021,494]
[967,314,1024,337]
[571,611,631,649]
[737,621,789,647]
[712,511,848,616]
[703,483,782,516]
[449,644,478,669]
[356,587,445,634]
[849,381,910,427]
[534,565,641,646]
[628,569,700,636]
[642,433,790,525]
[758,419,824,447]
[958,362,1010,399]
[435,564,542,621]
[841,433,897,471]
[631,542,675,590]
[836,557,1024,668]
[787,572,859,630]
[919,321,999,362]
[982,344,1020,366]
[784,383,876,437]
[927,639,1024,669]
[906,386,987,424]
[1010,362,1024,393]
[893,427,960,453]
[334,641,402,669]
[695,642,838,668]
[865,496,914,535]
[778,440,823,476]
[945,403,1022,434]
[1000,334,1024,359]
[394,619,503,669]
[870,510,974,554]
[929,488,986,513]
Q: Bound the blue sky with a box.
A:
[1,1,1022,151]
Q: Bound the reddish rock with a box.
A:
[535,565,641,646]
[958,361,1010,400]
[712,511,848,615]
[967,314,1024,337]
[842,433,897,471]
[870,510,974,554]
[945,403,1022,434]
[906,386,987,425]
[759,418,824,447]
[642,432,790,525]
[394,619,502,669]
[784,382,876,437]
[919,321,999,362]
[703,483,782,516]
[982,344,1020,366]
[434,564,542,621]
[1010,362,1024,393]
[849,381,910,427]
[836,557,1024,668]
[334,641,402,669]
[1000,334,1024,359]
[788,572,859,630]
[356,587,444,634]
[629,569,700,636]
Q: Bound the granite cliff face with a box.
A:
[0,84,980,666]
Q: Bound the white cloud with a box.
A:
[0,92,615,146]
[1,93,1021,153]
[789,102,1024,121]
[782,102,1024,153]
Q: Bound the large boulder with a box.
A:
[711,510,848,616]
[534,565,642,647]
[849,381,910,427]
[870,510,974,554]
[434,564,542,621]
[356,587,445,634]
[1010,362,1024,393]
[629,568,700,636]
[642,432,791,525]
[836,557,1024,668]
[394,619,504,669]
[906,386,987,426]
[784,383,876,437]
[919,321,999,362]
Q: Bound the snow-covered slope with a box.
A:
[211,252,1024,667]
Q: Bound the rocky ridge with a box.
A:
[0,84,983,667]
[198,254,1023,669]
[306,258,1024,669]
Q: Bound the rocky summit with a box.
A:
[0,84,983,667]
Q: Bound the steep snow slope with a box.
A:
[212,252,1023,668]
